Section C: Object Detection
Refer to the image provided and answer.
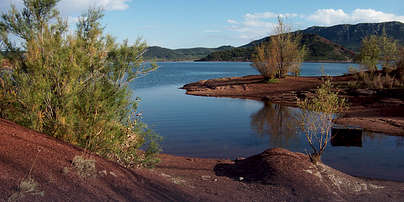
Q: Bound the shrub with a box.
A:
[0,0,160,167]
[251,17,306,79]
[350,34,403,89]
[395,47,404,82]
[349,70,403,89]
[296,79,348,163]
[359,33,398,72]
[359,35,381,72]
[72,155,97,178]
[8,177,44,202]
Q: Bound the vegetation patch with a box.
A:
[0,0,160,168]
[349,34,404,89]
[266,78,280,83]
[8,177,44,202]
[251,17,306,79]
[72,155,97,178]
[8,147,44,201]
[296,79,349,163]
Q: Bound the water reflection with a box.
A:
[362,130,404,148]
[331,128,362,147]
[250,102,404,150]
[250,101,298,147]
[395,137,404,148]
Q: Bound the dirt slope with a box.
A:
[1,118,404,201]
[0,118,197,201]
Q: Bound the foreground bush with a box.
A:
[296,79,348,163]
[0,0,160,167]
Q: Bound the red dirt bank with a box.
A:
[1,118,404,201]
[182,75,404,135]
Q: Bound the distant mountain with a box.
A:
[198,34,355,62]
[143,46,234,61]
[198,21,404,62]
[144,21,404,62]
[301,21,404,52]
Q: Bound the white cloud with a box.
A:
[227,19,239,24]
[245,12,278,20]
[225,9,404,42]
[0,0,131,32]
[0,0,131,15]
[307,9,348,25]
[58,0,131,14]
[308,8,404,25]
[227,12,297,41]
[245,12,297,20]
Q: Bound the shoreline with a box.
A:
[182,74,404,135]
[1,115,404,201]
[144,60,355,63]
[1,117,403,201]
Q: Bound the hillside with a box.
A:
[198,34,355,62]
[144,21,403,62]
[143,46,233,61]
[302,21,404,52]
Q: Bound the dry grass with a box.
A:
[8,147,44,201]
[349,70,403,89]
[72,155,97,178]
[8,177,44,202]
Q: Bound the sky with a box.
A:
[1,0,403,49]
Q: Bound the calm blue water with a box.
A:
[130,62,404,181]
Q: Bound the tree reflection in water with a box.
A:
[250,101,404,150]
[250,101,299,147]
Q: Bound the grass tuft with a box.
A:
[266,78,280,83]
[8,177,44,202]
[72,155,97,178]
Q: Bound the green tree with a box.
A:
[352,33,402,89]
[379,32,399,70]
[396,47,404,81]
[0,0,160,167]
[251,17,305,79]
[296,79,348,164]
[359,35,381,72]
[359,33,398,72]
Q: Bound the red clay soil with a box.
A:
[2,118,404,201]
[182,75,404,135]
[0,118,197,201]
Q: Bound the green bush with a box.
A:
[349,34,403,89]
[395,47,404,82]
[296,79,348,163]
[0,0,160,167]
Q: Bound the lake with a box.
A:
[130,62,404,181]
